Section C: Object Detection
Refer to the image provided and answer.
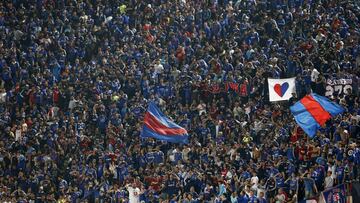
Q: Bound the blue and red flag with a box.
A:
[290,93,344,138]
[141,102,189,144]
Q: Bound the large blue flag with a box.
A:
[290,93,344,138]
[141,102,189,144]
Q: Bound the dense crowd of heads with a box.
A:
[0,0,360,202]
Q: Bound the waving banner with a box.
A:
[290,93,344,138]
[141,102,189,144]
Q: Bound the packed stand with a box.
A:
[0,0,360,202]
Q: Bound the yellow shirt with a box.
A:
[57,198,67,203]
[119,5,127,14]
[243,136,253,144]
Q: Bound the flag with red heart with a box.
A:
[268,77,296,102]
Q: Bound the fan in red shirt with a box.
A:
[295,140,307,162]
[28,87,36,107]
[209,103,219,120]
[290,126,303,144]
[144,174,163,192]
[53,86,59,104]
[176,46,186,62]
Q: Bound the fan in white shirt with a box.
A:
[154,60,164,75]
[0,90,6,103]
[311,68,320,82]
[251,172,259,191]
[127,183,142,203]
[324,171,334,189]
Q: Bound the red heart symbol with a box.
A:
[274,84,282,97]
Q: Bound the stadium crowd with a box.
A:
[0,0,360,202]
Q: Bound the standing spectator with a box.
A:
[127,181,142,203]
[303,173,318,199]
[324,171,334,189]
[274,188,287,203]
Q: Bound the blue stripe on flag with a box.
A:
[290,101,320,138]
[141,125,189,144]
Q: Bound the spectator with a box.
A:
[303,173,318,199]
[324,171,335,189]
[274,188,287,203]
[127,181,142,203]
[258,191,267,203]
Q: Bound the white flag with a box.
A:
[268,77,296,102]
